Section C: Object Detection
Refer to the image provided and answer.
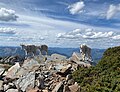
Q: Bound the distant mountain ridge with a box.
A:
[0,46,105,63]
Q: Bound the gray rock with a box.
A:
[6,63,20,79]
[3,84,9,91]
[69,82,80,92]
[67,79,75,85]
[45,56,53,62]
[51,54,67,61]
[56,64,72,76]
[70,52,83,62]
[52,81,63,92]
[15,59,40,78]
[0,80,3,91]
[22,58,40,71]
[35,75,44,89]
[15,72,35,92]
[0,67,5,76]
[66,74,72,81]
[63,85,71,92]
[8,83,16,89]
[6,89,18,92]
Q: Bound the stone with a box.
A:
[3,71,7,76]
[63,85,71,92]
[66,74,72,81]
[70,52,83,62]
[22,58,40,71]
[6,89,18,92]
[45,56,53,62]
[42,90,48,92]
[34,55,46,63]
[52,81,63,92]
[56,64,72,76]
[15,59,40,78]
[8,83,16,89]
[67,79,75,85]
[0,67,5,76]
[69,82,80,92]
[6,63,20,79]
[15,72,35,92]
[3,84,10,91]
[35,78,44,89]
[0,80,3,91]
[51,54,67,61]
[15,67,28,78]
[28,88,40,92]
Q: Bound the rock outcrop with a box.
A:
[0,52,92,92]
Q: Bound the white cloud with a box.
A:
[0,8,18,21]
[57,28,114,39]
[68,1,85,15]
[106,4,120,19]
[111,35,120,40]
[0,27,16,34]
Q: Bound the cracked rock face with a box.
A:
[15,72,35,92]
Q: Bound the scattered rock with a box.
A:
[52,81,63,92]
[15,72,35,92]
[0,47,93,92]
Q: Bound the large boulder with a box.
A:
[15,58,40,78]
[51,54,67,61]
[70,52,83,62]
[6,63,20,79]
[22,58,40,71]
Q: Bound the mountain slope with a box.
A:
[72,46,120,92]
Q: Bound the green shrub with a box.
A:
[72,46,120,92]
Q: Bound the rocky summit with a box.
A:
[0,52,92,92]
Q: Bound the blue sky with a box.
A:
[0,0,120,48]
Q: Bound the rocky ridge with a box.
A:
[0,52,92,92]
